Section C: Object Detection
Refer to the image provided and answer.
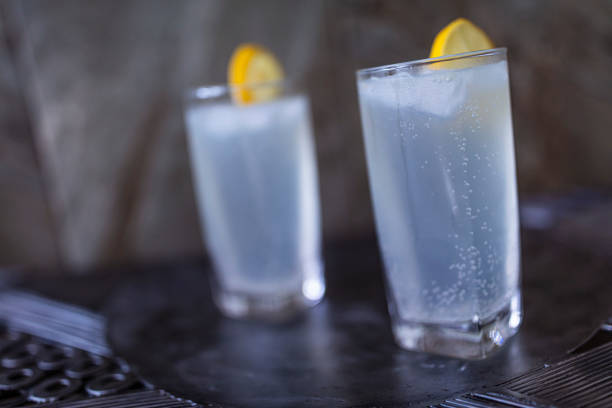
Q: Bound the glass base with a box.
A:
[212,279,325,322]
[391,291,522,359]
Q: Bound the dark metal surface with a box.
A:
[4,198,610,407]
[101,229,611,407]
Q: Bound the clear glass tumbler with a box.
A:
[356,48,522,359]
[184,81,325,320]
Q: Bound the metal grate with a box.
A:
[0,290,201,407]
[432,390,554,408]
[431,338,612,408]
[35,390,200,407]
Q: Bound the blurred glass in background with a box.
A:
[184,81,325,319]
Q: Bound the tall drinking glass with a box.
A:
[356,48,521,359]
[184,82,325,320]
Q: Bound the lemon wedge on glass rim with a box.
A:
[430,18,494,58]
[228,43,284,104]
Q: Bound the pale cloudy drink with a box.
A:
[357,48,521,359]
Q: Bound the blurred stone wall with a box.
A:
[0,0,611,270]
[0,9,57,268]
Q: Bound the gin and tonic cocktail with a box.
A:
[184,81,325,320]
[357,48,521,358]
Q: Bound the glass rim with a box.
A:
[356,47,507,78]
[184,79,293,101]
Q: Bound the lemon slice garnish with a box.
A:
[430,18,494,58]
[228,43,284,104]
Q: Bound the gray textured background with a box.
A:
[0,0,611,270]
